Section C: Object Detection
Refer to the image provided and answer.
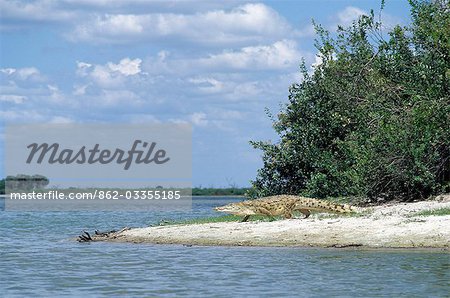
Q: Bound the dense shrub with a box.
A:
[249,0,449,202]
[0,179,4,195]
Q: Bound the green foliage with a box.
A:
[250,1,449,202]
[0,179,5,195]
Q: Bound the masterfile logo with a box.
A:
[4,123,192,211]
[6,123,191,181]
[26,140,170,170]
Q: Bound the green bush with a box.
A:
[249,0,449,202]
[0,179,4,195]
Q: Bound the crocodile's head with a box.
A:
[214,202,256,216]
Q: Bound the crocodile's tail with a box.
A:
[294,198,356,214]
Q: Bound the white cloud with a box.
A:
[189,112,208,127]
[188,77,224,94]
[16,67,40,79]
[142,40,303,75]
[1,0,257,32]
[226,81,261,100]
[73,84,90,96]
[68,3,295,45]
[100,89,143,106]
[0,0,76,24]
[107,58,142,76]
[0,110,45,122]
[311,55,324,69]
[89,65,119,87]
[0,110,74,123]
[0,65,79,125]
[49,116,74,124]
[0,68,16,75]
[76,58,142,88]
[0,94,27,104]
[47,84,65,103]
[72,14,143,41]
[199,39,301,70]
[336,6,367,27]
[1,67,44,81]
[61,0,249,12]
[75,61,92,76]
[128,114,161,124]
[180,109,246,131]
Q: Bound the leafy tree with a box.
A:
[249,0,449,202]
[0,179,5,195]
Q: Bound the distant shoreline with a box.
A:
[87,195,450,249]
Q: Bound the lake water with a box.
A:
[1,197,449,297]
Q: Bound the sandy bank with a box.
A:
[90,195,450,249]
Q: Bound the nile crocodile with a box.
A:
[214,195,356,222]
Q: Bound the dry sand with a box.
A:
[96,195,450,249]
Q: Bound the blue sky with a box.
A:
[0,0,411,187]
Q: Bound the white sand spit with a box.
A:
[98,195,450,248]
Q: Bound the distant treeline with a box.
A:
[192,187,249,196]
[0,178,249,197]
[1,175,49,193]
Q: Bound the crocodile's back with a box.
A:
[239,195,298,216]
[292,197,355,213]
[248,195,355,214]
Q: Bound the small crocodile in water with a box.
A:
[214,195,356,222]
